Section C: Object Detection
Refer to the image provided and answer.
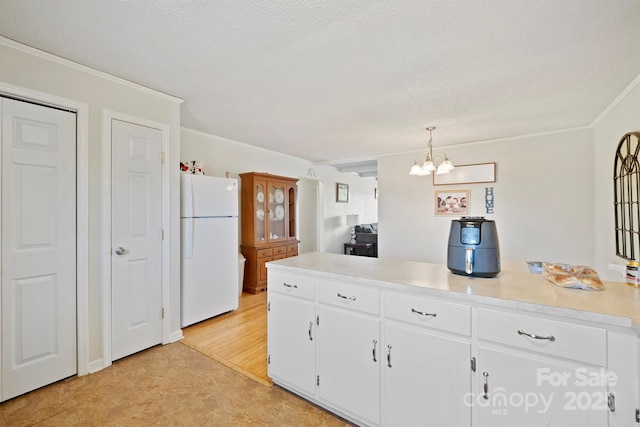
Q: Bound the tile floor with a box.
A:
[0,342,350,426]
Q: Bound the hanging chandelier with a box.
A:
[409,127,455,176]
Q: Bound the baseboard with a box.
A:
[88,359,107,374]
[166,329,184,343]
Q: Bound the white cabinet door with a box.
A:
[317,305,380,426]
[476,346,609,427]
[268,292,316,396]
[383,323,471,427]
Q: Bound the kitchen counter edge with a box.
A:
[267,253,640,330]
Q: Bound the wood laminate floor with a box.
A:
[181,292,271,386]
[0,293,349,426]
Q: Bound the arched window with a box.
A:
[614,132,640,260]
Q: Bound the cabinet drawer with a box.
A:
[268,272,315,300]
[317,279,379,315]
[384,292,471,336]
[287,244,298,253]
[478,309,607,365]
[274,246,287,256]
[258,248,273,258]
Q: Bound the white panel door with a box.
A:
[111,119,162,361]
[1,98,77,401]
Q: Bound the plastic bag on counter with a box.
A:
[542,263,604,291]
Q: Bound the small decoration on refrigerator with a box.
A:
[180,160,204,175]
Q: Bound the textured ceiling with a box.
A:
[1,0,640,168]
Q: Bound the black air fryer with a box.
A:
[447,217,500,278]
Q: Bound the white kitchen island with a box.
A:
[266,252,640,427]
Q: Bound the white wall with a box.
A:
[297,178,319,253]
[379,128,595,269]
[593,76,640,281]
[0,38,182,367]
[180,128,378,254]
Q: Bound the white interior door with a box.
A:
[1,98,77,401]
[111,119,162,361]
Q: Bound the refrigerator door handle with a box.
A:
[184,218,194,259]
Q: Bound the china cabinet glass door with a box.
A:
[255,182,266,242]
[268,183,286,242]
[288,185,296,239]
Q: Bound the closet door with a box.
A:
[1,98,77,400]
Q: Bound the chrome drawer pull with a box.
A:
[411,308,437,317]
[483,372,489,400]
[337,293,356,301]
[308,322,313,341]
[372,340,378,362]
[517,329,555,342]
[608,392,615,412]
[386,345,392,368]
[283,282,298,289]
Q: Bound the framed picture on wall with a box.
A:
[435,189,470,216]
[433,162,496,185]
[336,183,349,203]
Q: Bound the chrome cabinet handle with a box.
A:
[114,247,127,256]
[608,392,615,412]
[308,322,313,341]
[386,345,392,368]
[372,340,377,362]
[283,282,298,289]
[337,293,356,301]
[483,372,489,400]
[411,308,437,317]
[517,329,555,342]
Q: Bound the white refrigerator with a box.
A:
[181,174,239,327]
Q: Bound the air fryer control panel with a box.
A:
[460,225,480,245]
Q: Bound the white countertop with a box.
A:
[267,252,640,329]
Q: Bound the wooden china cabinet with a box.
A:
[240,172,299,293]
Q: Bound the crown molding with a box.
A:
[0,36,183,104]
[590,71,640,127]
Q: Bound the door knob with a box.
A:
[114,247,127,256]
